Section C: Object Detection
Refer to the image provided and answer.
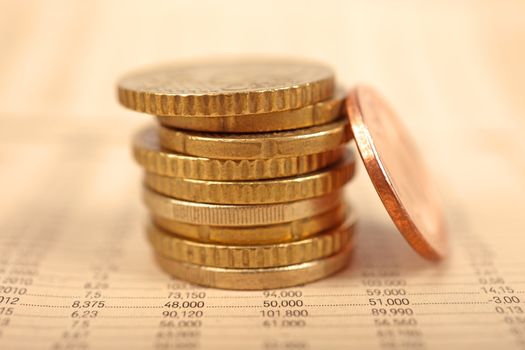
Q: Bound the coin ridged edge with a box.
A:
[152,204,348,245]
[154,241,353,290]
[155,89,345,133]
[143,187,343,226]
[133,128,345,180]
[118,79,334,116]
[149,217,354,269]
[144,153,355,204]
[159,119,353,160]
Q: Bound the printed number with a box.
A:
[0,297,19,305]
[371,308,414,316]
[263,300,303,307]
[0,286,27,295]
[366,289,406,296]
[71,300,105,308]
[263,290,303,298]
[71,311,98,318]
[164,301,204,308]
[493,296,520,304]
[369,298,410,306]
[0,308,13,316]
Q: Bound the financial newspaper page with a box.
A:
[1,1,524,349]
[0,113,524,350]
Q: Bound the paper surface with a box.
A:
[1,1,525,349]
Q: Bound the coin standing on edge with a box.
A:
[346,85,447,260]
[118,58,334,116]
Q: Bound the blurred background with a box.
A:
[1,0,524,243]
[2,4,525,348]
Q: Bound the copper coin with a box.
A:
[346,85,447,260]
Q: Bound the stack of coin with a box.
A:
[118,58,357,290]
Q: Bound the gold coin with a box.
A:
[156,90,344,133]
[143,187,343,226]
[153,204,348,245]
[154,241,353,290]
[133,127,345,180]
[117,58,334,117]
[159,119,352,160]
[149,217,354,269]
[144,152,355,204]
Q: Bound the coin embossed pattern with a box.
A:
[143,187,344,226]
[134,127,345,180]
[156,90,345,133]
[159,118,352,160]
[152,205,348,245]
[144,152,355,204]
[118,58,335,116]
[149,217,355,269]
[154,242,354,290]
[118,58,359,290]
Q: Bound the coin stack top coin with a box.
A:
[118,59,335,116]
[118,58,357,290]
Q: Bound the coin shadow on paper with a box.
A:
[348,218,437,272]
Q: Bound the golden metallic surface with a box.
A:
[152,204,348,245]
[143,187,343,226]
[133,127,345,180]
[144,152,355,204]
[346,85,447,260]
[149,217,354,269]
[156,90,344,133]
[117,58,334,116]
[154,241,353,290]
[159,119,352,160]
